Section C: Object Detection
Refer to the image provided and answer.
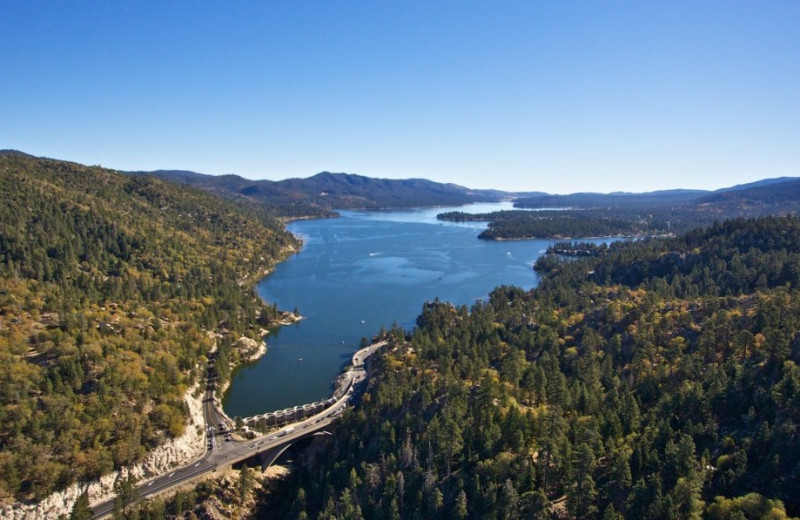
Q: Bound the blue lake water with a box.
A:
[222,202,555,417]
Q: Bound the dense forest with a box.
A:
[0,153,298,501]
[261,216,800,519]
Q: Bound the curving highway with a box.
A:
[90,341,386,518]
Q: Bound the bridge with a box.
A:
[90,341,386,519]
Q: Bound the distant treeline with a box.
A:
[439,178,800,241]
[438,209,658,239]
[440,198,800,240]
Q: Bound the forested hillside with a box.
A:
[0,153,298,501]
[263,217,800,519]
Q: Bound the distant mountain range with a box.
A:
[516,176,800,216]
[513,189,709,209]
[2,150,797,219]
[698,177,800,207]
[129,168,525,218]
[130,163,800,219]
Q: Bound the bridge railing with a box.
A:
[239,341,386,430]
[242,397,336,428]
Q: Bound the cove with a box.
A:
[223,202,553,417]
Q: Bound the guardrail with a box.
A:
[239,341,385,428]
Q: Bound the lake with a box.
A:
[222,202,555,417]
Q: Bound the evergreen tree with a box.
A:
[70,491,93,520]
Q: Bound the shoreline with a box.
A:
[480,232,674,241]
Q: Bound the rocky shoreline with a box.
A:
[239,310,302,364]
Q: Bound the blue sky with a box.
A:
[2,2,799,193]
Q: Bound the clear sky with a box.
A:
[2,1,799,193]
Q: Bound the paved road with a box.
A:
[91,341,385,518]
[91,389,350,518]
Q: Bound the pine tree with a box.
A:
[70,491,93,520]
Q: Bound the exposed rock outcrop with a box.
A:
[1,383,206,520]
